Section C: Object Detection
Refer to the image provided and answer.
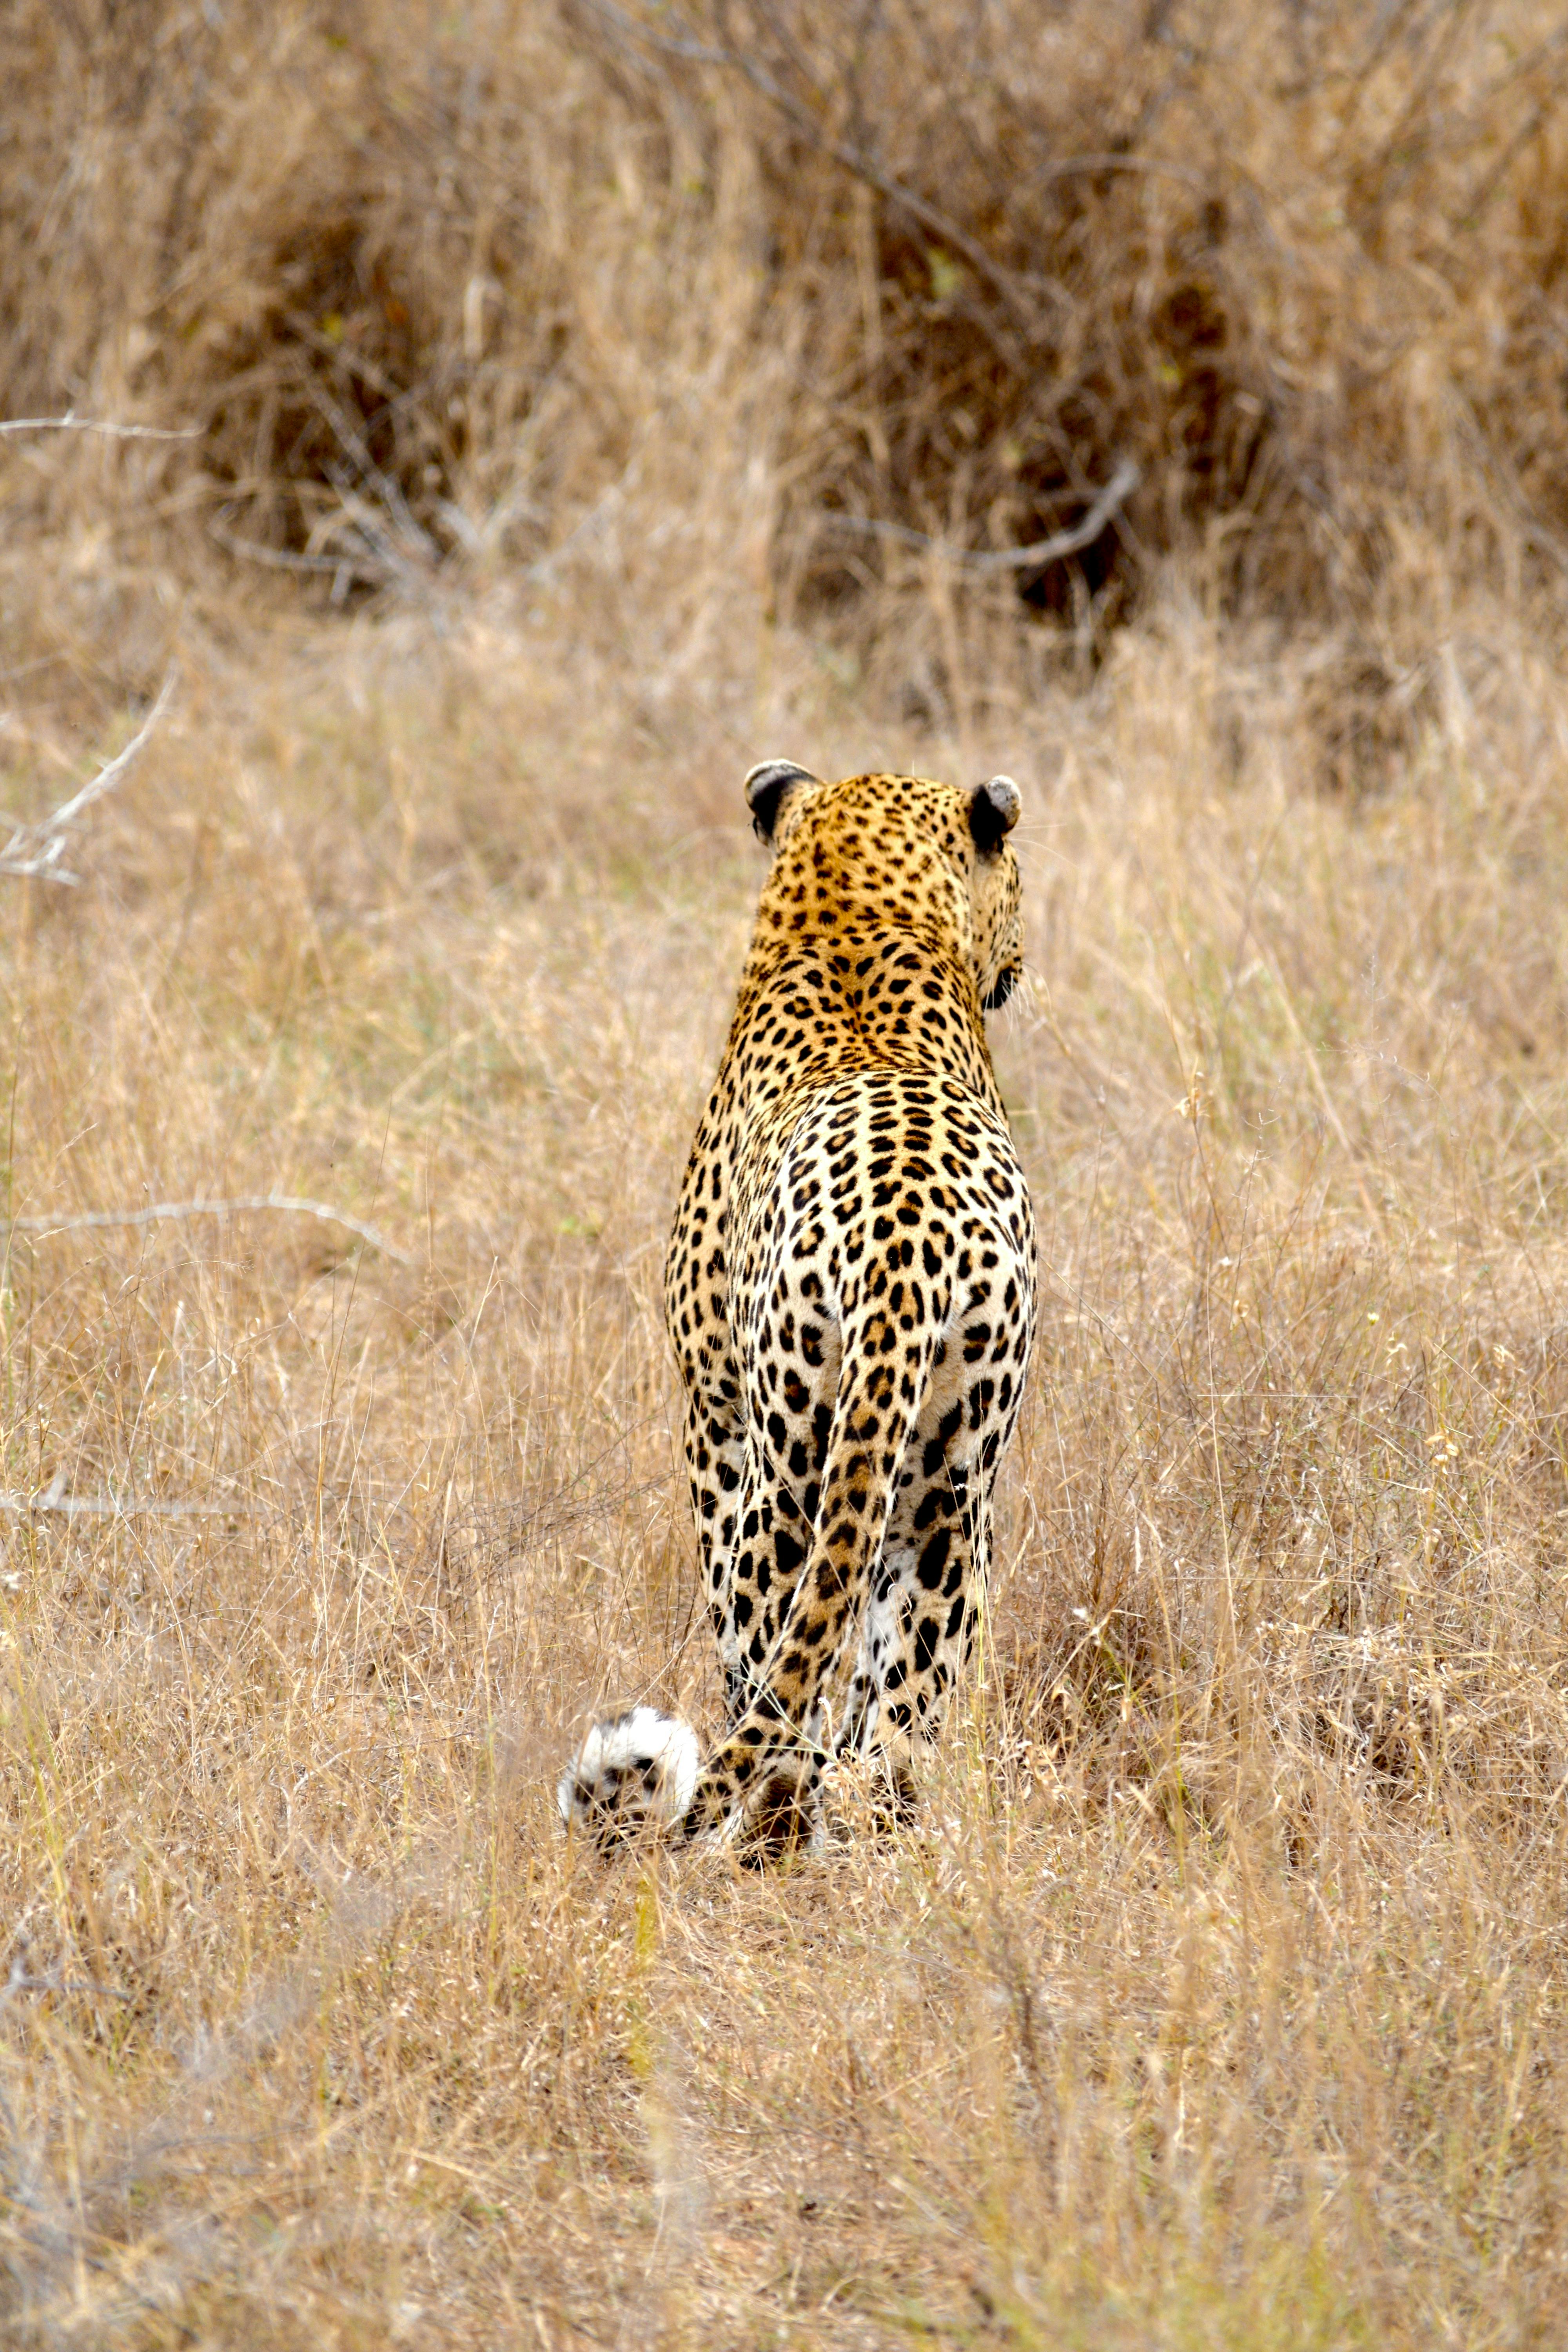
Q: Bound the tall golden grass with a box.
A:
[5,2,1568,2345]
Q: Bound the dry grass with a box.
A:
[2,559,1568,2345]
[7,1,1568,2343]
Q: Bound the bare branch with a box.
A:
[0,1487,255,1521]
[725,44,1038,338]
[821,457,1140,574]
[34,668,178,831]
[0,412,199,440]
[569,0,727,63]
[303,373,439,567]
[0,667,178,884]
[2,1943,136,2004]
[209,509,366,580]
[1,1192,416,1267]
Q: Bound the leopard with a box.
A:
[559,761,1038,1853]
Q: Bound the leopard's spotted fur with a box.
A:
[559,764,1037,1850]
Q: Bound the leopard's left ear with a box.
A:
[968,775,1022,855]
[744,758,820,846]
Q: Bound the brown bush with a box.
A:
[7,0,1568,638]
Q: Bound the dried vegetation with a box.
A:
[5,2,1568,2345]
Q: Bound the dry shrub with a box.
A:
[7,0,1568,648]
[3,3,606,586]
[714,0,1568,637]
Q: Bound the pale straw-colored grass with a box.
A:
[5,1,1568,2337]
[2,555,1567,2345]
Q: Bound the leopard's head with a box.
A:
[743,759,1024,1016]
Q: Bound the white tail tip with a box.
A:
[557,1706,701,1838]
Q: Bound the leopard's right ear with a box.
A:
[744,759,820,847]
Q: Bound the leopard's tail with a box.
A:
[677,1304,940,1844]
[557,1706,701,1845]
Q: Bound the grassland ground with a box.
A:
[1,551,1566,2347]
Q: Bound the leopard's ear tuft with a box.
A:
[968,775,1023,855]
[744,759,820,845]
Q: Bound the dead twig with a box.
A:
[821,457,1140,573]
[209,506,372,583]
[0,1474,255,1520]
[1,1944,135,2006]
[0,668,178,884]
[301,370,439,572]
[0,412,199,440]
[570,0,727,64]
[210,504,404,602]
[1,1192,415,1266]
